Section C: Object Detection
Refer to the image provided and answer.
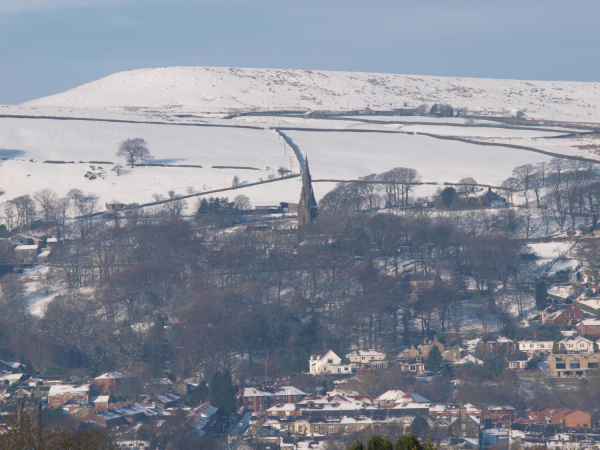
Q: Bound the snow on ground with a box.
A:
[285,129,554,200]
[0,118,301,206]
[19,66,600,123]
[527,242,573,259]
[396,124,563,138]
[19,266,65,317]
[0,118,293,167]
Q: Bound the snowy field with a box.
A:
[1,66,600,209]
[285,130,554,199]
[18,66,600,123]
[0,118,301,206]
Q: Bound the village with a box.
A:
[1,156,600,448]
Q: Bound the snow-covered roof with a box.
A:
[346,350,386,357]
[456,354,484,365]
[94,371,130,380]
[560,336,593,345]
[241,387,268,397]
[48,384,90,396]
[0,374,24,381]
[273,386,306,396]
[0,361,23,369]
[266,403,296,413]
[392,402,430,410]
[579,318,600,326]
[91,395,110,403]
[15,245,39,250]
[376,390,406,402]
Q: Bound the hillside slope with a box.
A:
[22,66,600,122]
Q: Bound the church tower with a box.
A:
[298,157,318,226]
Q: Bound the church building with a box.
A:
[298,157,318,226]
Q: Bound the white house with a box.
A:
[559,336,595,354]
[309,350,351,375]
[345,350,387,369]
[517,339,554,357]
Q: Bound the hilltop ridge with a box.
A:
[22,66,600,122]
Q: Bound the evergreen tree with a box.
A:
[24,360,34,377]
[366,435,393,450]
[145,315,172,377]
[425,346,443,373]
[409,416,430,438]
[394,434,425,450]
[535,280,548,310]
[98,355,113,374]
[349,441,365,450]
[209,370,234,415]
[440,187,457,207]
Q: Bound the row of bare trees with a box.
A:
[1,189,100,238]
[500,159,600,233]
[320,167,422,213]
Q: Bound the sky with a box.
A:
[1,0,599,104]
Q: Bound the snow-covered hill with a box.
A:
[22,66,600,123]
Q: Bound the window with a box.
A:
[556,363,566,369]
[569,363,580,369]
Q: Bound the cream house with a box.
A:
[559,336,595,354]
[345,350,387,369]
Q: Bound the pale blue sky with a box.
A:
[1,0,598,104]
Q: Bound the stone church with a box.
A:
[298,157,318,226]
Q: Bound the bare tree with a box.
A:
[232,176,240,187]
[457,177,478,200]
[233,194,251,211]
[512,164,535,207]
[2,202,16,231]
[34,188,58,223]
[11,195,37,230]
[116,138,150,167]
[163,191,187,218]
[575,239,600,287]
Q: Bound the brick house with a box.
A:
[398,360,426,374]
[549,408,592,428]
[527,406,592,429]
[542,304,585,326]
[90,371,132,393]
[236,386,306,412]
[47,384,90,408]
[577,318,600,338]
[477,336,515,355]
[482,405,517,427]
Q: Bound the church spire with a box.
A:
[298,156,318,226]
